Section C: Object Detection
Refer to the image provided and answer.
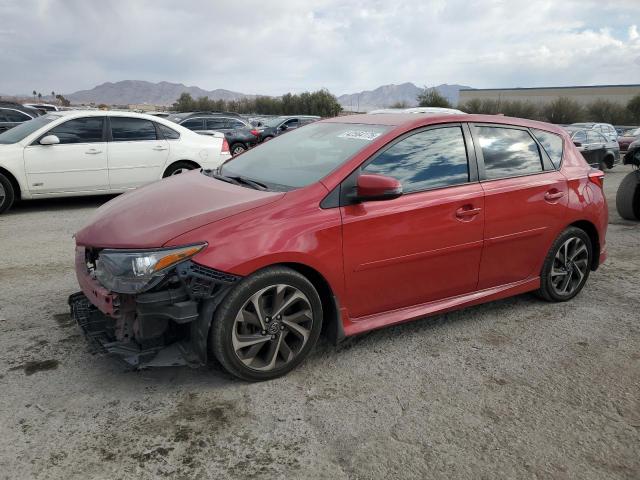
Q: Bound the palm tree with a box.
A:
[51,91,55,99]
[38,92,42,101]
[32,90,36,101]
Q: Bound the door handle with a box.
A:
[152,146,168,151]
[544,190,565,201]
[85,149,102,154]
[455,205,482,220]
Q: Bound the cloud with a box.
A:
[0,0,639,96]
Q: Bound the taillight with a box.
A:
[221,138,230,154]
[588,170,604,188]
[250,129,259,137]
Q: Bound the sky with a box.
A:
[1,0,639,96]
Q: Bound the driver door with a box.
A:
[341,124,484,318]
[23,116,109,195]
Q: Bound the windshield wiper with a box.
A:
[206,169,268,191]
[226,175,268,191]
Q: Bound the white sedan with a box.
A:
[0,110,231,213]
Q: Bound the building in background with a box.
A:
[459,84,640,106]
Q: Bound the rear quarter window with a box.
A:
[531,128,564,168]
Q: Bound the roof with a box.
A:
[322,113,567,135]
[460,83,640,92]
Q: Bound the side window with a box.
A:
[573,131,587,144]
[531,128,563,168]
[46,117,104,144]
[283,119,299,129]
[110,117,157,141]
[364,126,469,193]
[586,131,604,144]
[227,119,247,129]
[205,119,227,130]
[157,124,180,140]
[477,126,543,180]
[181,118,204,130]
[3,109,31,122]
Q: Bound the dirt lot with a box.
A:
[0,166,638,480]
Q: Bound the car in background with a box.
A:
[0,110,231,214]
[617,127,640,154]
[23,103,60,113]
[168,112,260,155]
[564,126,618,170]
[570,122,618,142]
[369,107,466,115]
[0,102,42,133]
[256,115,320,142]
[148,111,171,118]
[68,113,607,381]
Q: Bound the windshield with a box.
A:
[221,122,391,190]
[0,114,59,144]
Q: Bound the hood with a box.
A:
[75,171,284,249]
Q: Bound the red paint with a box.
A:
[75,114,608,338]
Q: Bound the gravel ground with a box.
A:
[0,166,638,480]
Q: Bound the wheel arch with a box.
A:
[279,262,344,345]
[163,159,201,177]
[569,220,600,270]
[0,166,21,200]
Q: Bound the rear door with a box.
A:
[471,124,568,289]
[24,116,109,194]
[341,124,484,318]
[106,116,169,190]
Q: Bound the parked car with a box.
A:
[0,102,42,133]
[616,143,640,220]
[68,113,607,381]
[168,112,260,155]
[570,122,618,142]
[256,115,320,142]
[617,127,640,153]
[564,127,618,169]
[23,103,60,112]
[0,110,231,213]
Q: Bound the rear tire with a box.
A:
[0,173,16,214]
[616,171,640,220]
[230,143,247,156]
[537,227,592,302]
[209,266,323,382]
[163,161,198,178]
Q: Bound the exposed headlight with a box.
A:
[95,243,206,294]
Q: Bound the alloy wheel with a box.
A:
[232,146,246,155]
[170,168,189,175]
[550,237,589,296]
[231,284,313,371]
[0,183,5,204]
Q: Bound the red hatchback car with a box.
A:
[70,114,608,381]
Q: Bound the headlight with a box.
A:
[95,243,206,294]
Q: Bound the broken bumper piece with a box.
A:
[69,256,240,369]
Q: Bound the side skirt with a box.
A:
[342,277,540,337]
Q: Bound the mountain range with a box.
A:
[4,80,472,111]
[337,82,470,111]
[65,80,253,106]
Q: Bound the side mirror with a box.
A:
[39,135,60,145]
[354,174,402,202]
[279,124,288,131]
[573,141,582,147]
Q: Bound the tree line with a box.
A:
[172,89,343,117]
[417,87,640,125]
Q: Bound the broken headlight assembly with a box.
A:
[94,243,207,294]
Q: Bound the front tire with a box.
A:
[0,173,16,214]
[537,227,592,302]
[616,171,640,220]
[210,266,323,381]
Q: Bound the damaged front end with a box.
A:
[69,246,240,368]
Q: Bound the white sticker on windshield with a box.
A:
[338,130,382,141]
